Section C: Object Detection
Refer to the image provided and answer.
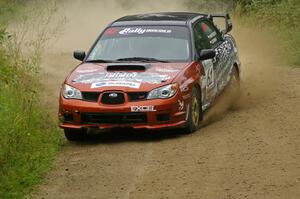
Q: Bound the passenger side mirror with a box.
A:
[198,49,216,61]
[73,50,86,61]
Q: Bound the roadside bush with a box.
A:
[0,1,64,198]
[186,0,235,12]
[235,0,300,65]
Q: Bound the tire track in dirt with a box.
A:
[33,1,300,198]
[123,143,153,199]
[35,26,300,198]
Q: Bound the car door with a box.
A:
[200,20,235,92]
[193,20,221,110]
[193,19,233,110]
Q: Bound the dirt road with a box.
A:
[33,1,300,198]
[36,30,300,199]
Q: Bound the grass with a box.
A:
[0,82,62,198]
[0,1,64,198]
[234,0,300,66]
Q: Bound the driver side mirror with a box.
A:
[73,50,86,61]
[222,14,232,34]
[225,14,232,33]
[198,49,216,61]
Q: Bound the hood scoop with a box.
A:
[106,63,150,71]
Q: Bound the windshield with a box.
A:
[87,26,191,62]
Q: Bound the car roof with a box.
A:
[111,12,207,27]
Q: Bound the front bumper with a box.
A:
[58,93,188,130]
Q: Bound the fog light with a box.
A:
[63,113,74,123]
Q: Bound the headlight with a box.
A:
[62,84,82,99]
[147,83,178,99]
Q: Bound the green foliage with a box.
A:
[0,1,63,198]
[0,0,23,25]
[0,77,62,198]
[0,26,6,41]
[186,0,235,12]
[235,0,300,65]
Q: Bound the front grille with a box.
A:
[101,92,125,104]
[128,92,148,101]
[81,112,147,124]
[82,92,100,102]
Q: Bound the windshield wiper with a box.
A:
[85,59,117,63]
[116,57,169,63]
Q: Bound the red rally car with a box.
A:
[59,12,241,141]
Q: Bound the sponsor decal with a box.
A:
[76,68,99,74]
[119,28,172,35]
[208,31,217,39]
[105,72,137,79]
[178,100,184,111]
[131,106,156,112]
[155,68,179,73]
[104,28,119,35]
[210,37,217,44]
[74,72,170,84]
[91,81,140,89]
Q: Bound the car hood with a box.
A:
[66,62,189,92]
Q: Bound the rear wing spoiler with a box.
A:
[207,14,232,34]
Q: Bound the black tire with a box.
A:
[184,87,203,134]
[64,128,87,142]
[228,66,240,104]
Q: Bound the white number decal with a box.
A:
[201,59,215,91]
[206,66,214,89]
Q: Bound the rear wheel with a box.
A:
[184,87,203,134]
[64,128,87,142]
[228,66,240,104]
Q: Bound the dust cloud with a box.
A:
[203,26,284,124]
[234,27,284,106]
[51,0,190,53]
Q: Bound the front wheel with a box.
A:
[184,87,203,134]
[64,128,87,142]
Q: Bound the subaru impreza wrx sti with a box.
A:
[59,12,241,141]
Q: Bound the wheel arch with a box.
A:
[192,82,203,120]
[193,82,202,98]
[233,62,240,79]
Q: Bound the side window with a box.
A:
[200,21,223,48]
[193,22,210,53]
